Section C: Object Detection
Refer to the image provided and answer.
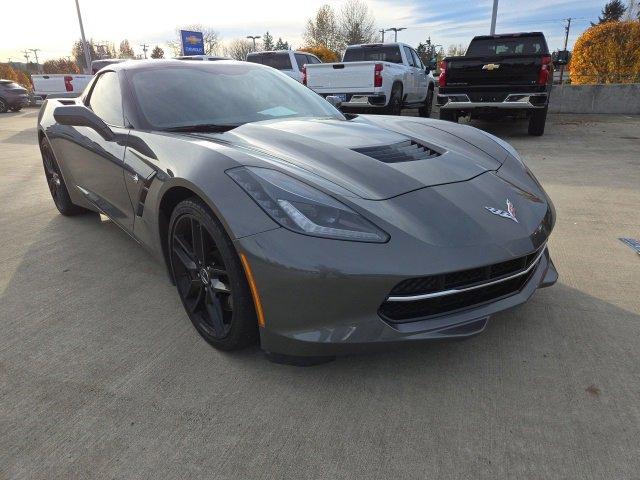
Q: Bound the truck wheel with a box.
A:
[419,88,434,117]
[0,98,8,113]
[439,109,458,122]
[528,107,547,136]
[385,85,402,115]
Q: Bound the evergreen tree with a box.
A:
[263,31,274,51]
[150,46,164,59]
[595,0,626,24]
[274,38,290,50]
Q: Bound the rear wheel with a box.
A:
[10,106,22,112]
[384,84,403,115]
[528,107,547,136]
[0,98,8,113]
[169,198,258,351]
[419,88,434,117]
[40,137,88,216]
[439,109,458,122]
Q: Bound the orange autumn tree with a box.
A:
[571,20,640,84]
[299,45,340,63]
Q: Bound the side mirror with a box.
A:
[325,95,342,109]
[53,105,115,141]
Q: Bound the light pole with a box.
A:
[490,0,499,35]
[246,35,261,51]
[379,28,386,43]
[385,27,406,42]
[74,0,92,74]
[29,49,41,72]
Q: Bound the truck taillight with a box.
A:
[64,76,73,92]
[374,63,383,87]
[438,60,447,87]
[302,66,307,86]
[537,56,551,85]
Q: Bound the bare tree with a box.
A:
[167,25,222,56]
[303,5,341,52]
[446,44,466,56]
[224,39,254,60]
[339,0,376,47]
[118,39,135,58]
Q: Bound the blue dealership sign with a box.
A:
[180,30,205,56]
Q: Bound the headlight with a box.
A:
[227,167,389,243]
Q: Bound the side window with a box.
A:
[411,49,423,69]
[403,46,416,67]
[294,53,307,71]
[88,71,124,126]
[308,55,321,64]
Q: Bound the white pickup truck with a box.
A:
[31,74,93,99]
[305,43,436,116]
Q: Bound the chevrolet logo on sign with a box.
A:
[482,63,500,70]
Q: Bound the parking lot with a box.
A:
[1,109,639,479]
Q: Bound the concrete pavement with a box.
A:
[1,109,639,479]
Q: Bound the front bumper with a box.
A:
[438,93,548,110]
[235,227,557,357]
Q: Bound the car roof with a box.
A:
[472,32,545,40]
[346,42,411,49]
[247,50,319,56]
[101,58,261,73]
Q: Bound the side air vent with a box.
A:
[353,140,440,163]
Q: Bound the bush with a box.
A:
[299,45,340,63]
[571,21,640,84]
[0,63,32,91]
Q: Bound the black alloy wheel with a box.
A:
[169,198,258,350]
[40,138,86,215]
[419,89,434,117]
[386,85,403,115]
[0,98,8,113]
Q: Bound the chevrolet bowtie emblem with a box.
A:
[482,63,500,70]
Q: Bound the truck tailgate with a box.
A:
[306,62,375,91]
[446,55,542,87]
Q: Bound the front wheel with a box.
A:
[419,88,434,117]
[10,106,22,112]
[439,109,458,122]
[169,198,259,351]
[40,138,88,216]
[528,107,548,136]
[0,98,8,113]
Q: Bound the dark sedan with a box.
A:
[36,60,557,364]
[0,79,29,112]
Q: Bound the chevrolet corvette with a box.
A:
[37,60,557,364]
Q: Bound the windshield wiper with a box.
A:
[162,123,239,133]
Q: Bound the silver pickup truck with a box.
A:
[305,43,436,116]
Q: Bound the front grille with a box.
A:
[353,140,440,164]
[380,272,533,322]
[380,247,544,323]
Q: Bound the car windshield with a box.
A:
[129,63,343,130]
[343,46,403,64]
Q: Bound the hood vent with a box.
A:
[353,140,440,163]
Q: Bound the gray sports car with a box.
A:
[37,60,557,364]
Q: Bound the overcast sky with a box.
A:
[1,0,611,63]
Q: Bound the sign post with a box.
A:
[180,30,205,56]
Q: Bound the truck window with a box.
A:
[294,53,308,71]
[403,46,416,67]
[343,45,403,64]
[466,36,547,56]
[411,49,423,69]
[260,52,293,70]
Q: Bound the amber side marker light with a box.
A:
[239,253,265,328]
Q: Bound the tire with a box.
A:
[439,109,458,122]
[10,106,22,112]
[168,197,258,351]
[384,84,403,115]
[418,87,434,117]
[528,107,547,136]
[0,98,8,113]
[40,137,88,216]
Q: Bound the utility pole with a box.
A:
[29,49,41,72]
[22,50,30,64]
[74,0,92,74]
[379,29,386,43]
[559,18,572,84]
[490,0,499,35]
[140,43,149,59]
[246,35,261,51]
[385,27,406,42]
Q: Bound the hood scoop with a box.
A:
[353,140,440,164]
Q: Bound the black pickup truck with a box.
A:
[437,32,553,136]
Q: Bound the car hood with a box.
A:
[209,116,510,200]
